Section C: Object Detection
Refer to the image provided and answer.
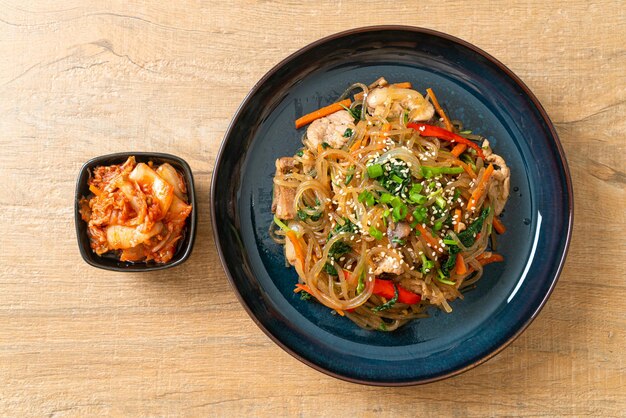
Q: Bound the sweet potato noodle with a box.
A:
[271,77,510,331]
[79,157,192,263]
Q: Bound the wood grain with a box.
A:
[1,1,624,416]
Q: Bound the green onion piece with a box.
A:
[421,166,434,178]
[412,208,427,223]
[422,165,464,178]
[443,239,458,246]
[273,215,291,233]
[358,190,376,207]
[383,209,390,218]
[380,193,394,204]
[296,149,304,157]
[367,164,383,178]
[390,197,403,208]
[444,167,464,175]
[391,174,404,184]
[410,183,423,194]
[369,226,383,240]
[410,193,427,204]
[392,205,408,222]
[433,220,443,231]
[435,196,447,209]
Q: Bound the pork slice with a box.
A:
[271,157,297,220]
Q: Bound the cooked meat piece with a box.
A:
[271,157,297,220]
[367,76,388,89]
[372,253,404,276]
[306,110,355,150]
[387,221,411,247]
[482,140,511,216]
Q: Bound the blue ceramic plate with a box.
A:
[211,26,573,385]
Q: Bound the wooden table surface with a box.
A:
[1,1,624,416]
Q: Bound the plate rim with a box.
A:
[210,25,574,386]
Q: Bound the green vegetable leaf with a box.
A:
[324,240,352,276]
[441,207,490,276]
[436,269,456,285]
[300,291,311,301]
[328,218,357,240]
[372,283,399,312]
[349,104,362,121]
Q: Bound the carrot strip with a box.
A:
[455,253,468,275]
[294,283,312,294]
[295,99,352,129]
[451,143,467,157]
[349,138,363,152]
[451,159,477,179]
[415,224,442,250]
[468,164,495,211]
[426,88,453,131]
[476,253,504,266]
[285,230,306,268]
[335,309,345,316]
[492,217,507,234]
[390,82,412,89]
[454,209,462,233]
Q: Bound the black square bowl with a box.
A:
[75,152,197,272]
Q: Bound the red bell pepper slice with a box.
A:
[373,279,422,305]
[407,122,485,159]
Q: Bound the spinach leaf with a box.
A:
[372,283,399,312]
[328,218,357,240]
[324,240,352,276]
[441,207,490,276]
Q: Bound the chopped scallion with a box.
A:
[367,164,383,178]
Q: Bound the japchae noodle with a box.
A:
[271,77,510,331]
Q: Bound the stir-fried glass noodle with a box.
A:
[271,77,510,331]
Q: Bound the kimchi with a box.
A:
[79,156,192,263]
